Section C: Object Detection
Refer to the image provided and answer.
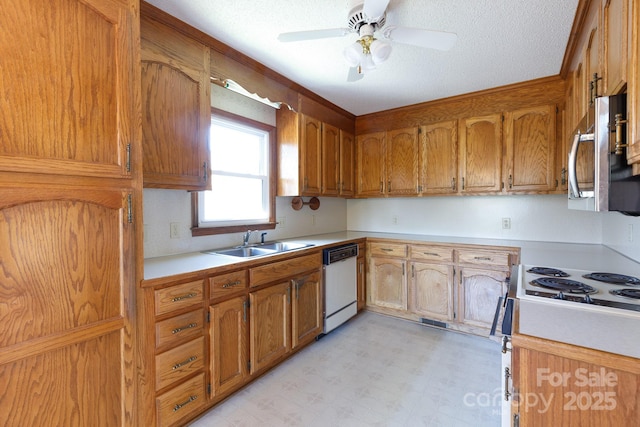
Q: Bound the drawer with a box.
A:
[156,373,206,427]
[368,241,407,258]
[155,309,204,349]
[210,269,248,300]
[250,253,320,288]
[155,280,204,317]
[409,245,453,263]
[457,249,511,268]
[156,336,205,391]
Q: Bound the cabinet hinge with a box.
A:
[207,383,212,395]
[247,361,251,371]
[126,194,133,224]
[206,312,210,323]
[125,144,131,172]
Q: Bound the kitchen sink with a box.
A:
[204,241,314,258]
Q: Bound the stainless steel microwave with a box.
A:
[568,94,640,216]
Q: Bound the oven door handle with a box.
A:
[489,295,505,336]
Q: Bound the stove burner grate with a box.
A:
[583,273,640,285]
[526,267,569,277]
[530,277,597,294]
[610,289,640,300]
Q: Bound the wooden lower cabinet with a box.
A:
[410,262,454,322]
[249,281,291,374]
[210,296,248,398]
[512,334,640,426]
[369,257,408,310]
[457,267,509,330]
[357,247,366,311]
[291,271,323,349]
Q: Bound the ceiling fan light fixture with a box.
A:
[360,53,376,73]
[370,39,391,64]
[343,41,364,67]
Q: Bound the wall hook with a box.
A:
[291,196,320,211]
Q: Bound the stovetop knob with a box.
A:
[553,291,566,300]
[581,294,594,304]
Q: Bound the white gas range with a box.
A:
[515,264,640,359]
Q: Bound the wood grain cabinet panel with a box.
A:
[321,122,340,195]
[458,267,508,330]
[420,121,459,194]
[627,0,640,167]
[410,262,454,322]
[155,373,206,427]
[369,257,407,311]
[210,270,248,301]
[291,270,323,349]
[141,16,211,190]
[504,105,557,193]
[301,115,323,195]
[0,0,137,179]
[339,130,356,196]
[155,337,205,391]
[210,296,248,398]
[155,309,204,350]
[154,280,204,317]
[602,0,628,95]
[356,132,386,196]
[459,114,503,193]
[386,127,420,195]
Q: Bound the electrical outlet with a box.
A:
[502,218,511,230]
[144,224,149,243]
[170,222,180,239]
[277,216,286,229]
[311,215,316,226]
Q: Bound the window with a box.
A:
[192,108,276,236]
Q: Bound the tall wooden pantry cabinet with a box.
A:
[0,0,141,426]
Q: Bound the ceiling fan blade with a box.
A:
[278,28,351,42]
[382,26,457,51]
[347,66,364,82]
[362,0,391,23]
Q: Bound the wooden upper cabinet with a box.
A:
[141,16,211,190]
[300,115,322,195]
[386,127,420,195]
[602,0,628,96]
[339,130,356,196]
[420,121,458,194]
[629,0,640,167]
[356,132,386,196]
[503,105,556,193]
[0,0,137,179]
[459,114,503,193]
[321,122,340,196]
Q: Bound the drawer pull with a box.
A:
[173,395,198,412]
[222,280,241,288]
[474,256,492,261]
[380,248,393,252]
[172,292,197,302]
[423,252,440,257]
[172,322,198,334]
[172,355,197,370]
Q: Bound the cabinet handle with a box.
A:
[504,367,512,401]
[172,292,197,302]
[172,355,197,370]
[387,180,391,192]
[172,322,197,334]
[222,280,241,288]
[508,174,513,189]
[411,264,415,278]
[423,252,440,257]
[380,248,393,252]
[203,162,208,182]
[380,181,384,193]
[451,178,456,191]
[462,177,465,190]
[561,167,567,185]
[173,395,198,412]
[474,256,491,261]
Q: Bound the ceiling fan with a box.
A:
[277,0,457,81]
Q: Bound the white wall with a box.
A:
[143,192,346,258]
[601,211,640,261]
[347,194,603,244]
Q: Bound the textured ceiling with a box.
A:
[145,0,579,116]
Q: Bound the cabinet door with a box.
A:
[459,114,503,193]
[249,282,291,374]
[504,105,556,193]
[141,17,211,190]
[410,262,454,322]
[339,130,356,196]
[602,0,628,95]
[420,121,458,194]
[369,257,407,310]
[627,0,640,167]
[356,132,386,196]
[0,0,136,179]
[357,255,366,311]
[321,123,340,196]
[386,127,419,195]
[301,115,322,196]
[458,267,508,331]
[210,296,248,398]
[291,271,322,349]
[0,185,134,426]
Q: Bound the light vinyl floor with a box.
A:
[190,311,502,426]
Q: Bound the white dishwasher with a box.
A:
[322,243,358,334]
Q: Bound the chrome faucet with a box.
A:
[242,230,255,246]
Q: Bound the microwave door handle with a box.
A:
[568,132,581,198]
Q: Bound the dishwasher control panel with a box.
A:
[323,243,358,265]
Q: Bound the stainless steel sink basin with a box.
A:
[203,241,313,258]
[210,247,277,258]
[258,242,313,252]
